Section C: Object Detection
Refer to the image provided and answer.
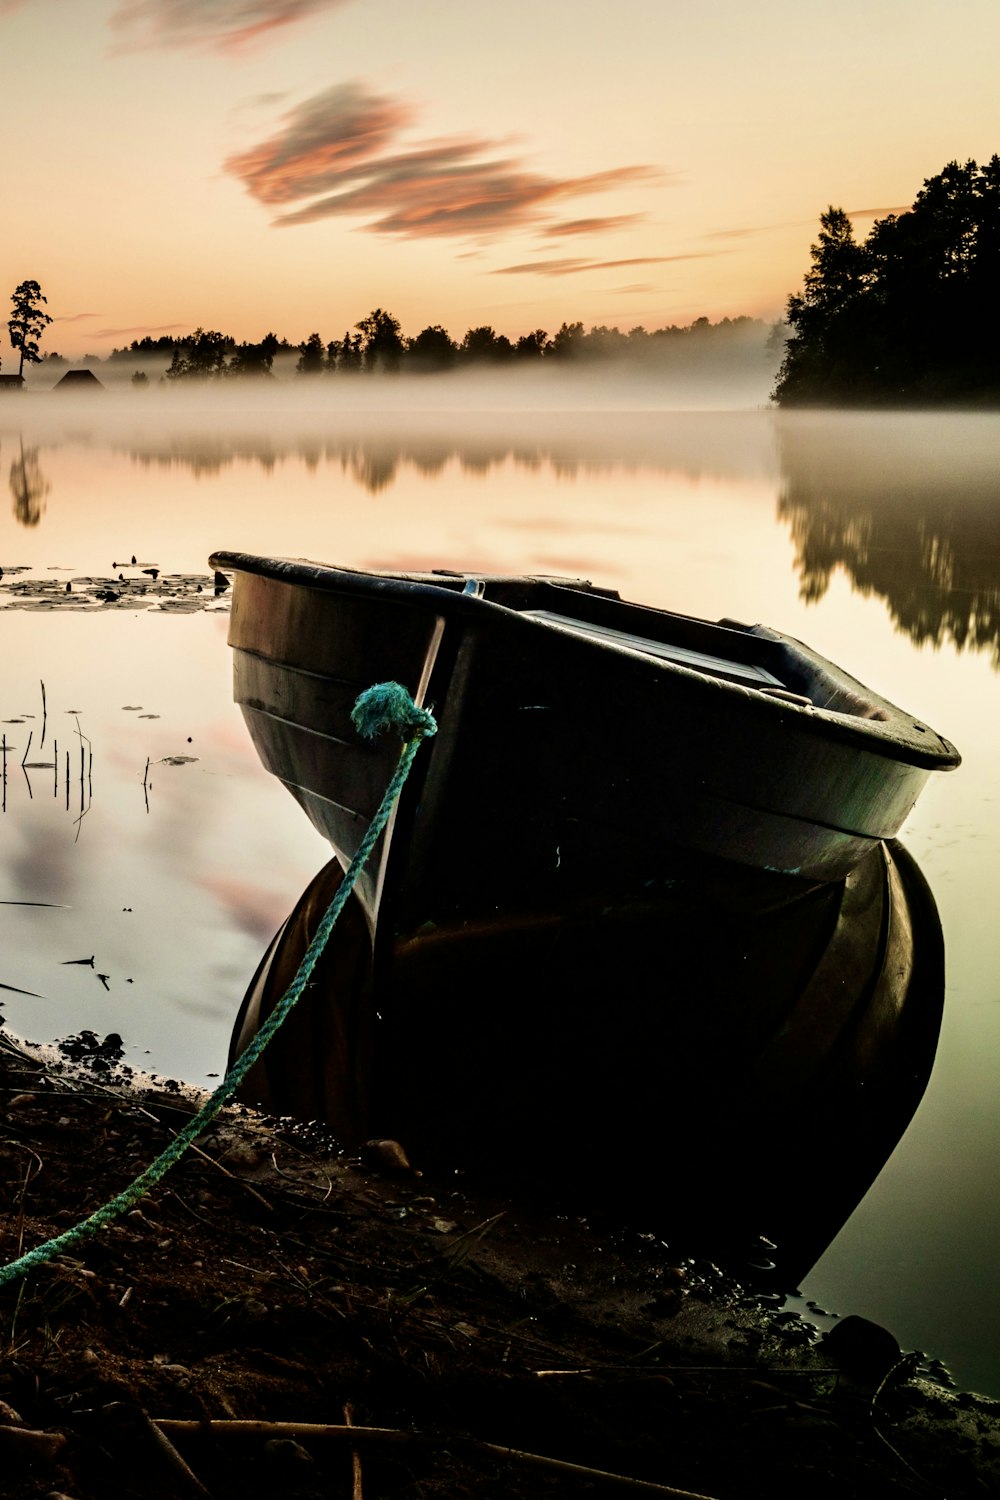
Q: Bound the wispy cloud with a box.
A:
[94,323,188,339]
[704,207,911,242]
[493,253,716,277]
[703,227,755,240]
[541,215,645,238]
[847,205,909,220]
[110,0,352,52]
[225,82,660,241]
[52,312,104,324]
[229,84,416,204]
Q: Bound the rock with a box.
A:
[823,1314,902,1382]
[361,1138,413,1173]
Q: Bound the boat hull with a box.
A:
[215,553,954,1271]
[230,837,944,1280]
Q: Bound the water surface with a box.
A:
[1,395,998,1394]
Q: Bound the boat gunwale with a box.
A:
[210,551,961,773]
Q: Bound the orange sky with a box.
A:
[2,0,998,359]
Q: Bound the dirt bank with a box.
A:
[0,1029,997,1499]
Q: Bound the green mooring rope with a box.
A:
[0,682,437,1289]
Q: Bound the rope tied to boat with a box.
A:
[0,682,436,1290]
[351,680,437,742]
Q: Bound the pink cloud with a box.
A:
[493,253,716,277]
[225,81,660,242]
[228,87,422,205]
[110,0,352,51]
[541,215,645,238]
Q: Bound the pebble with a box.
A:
[361,1138,413,1173]
[263,1438,315,1469]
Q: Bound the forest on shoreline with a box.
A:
[773,156,1000,408]
[25,312,774,386]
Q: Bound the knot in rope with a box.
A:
[351,682,437,742]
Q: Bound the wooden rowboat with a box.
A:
[212,554,956,1270]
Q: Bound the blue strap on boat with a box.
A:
[0,683,436,1290]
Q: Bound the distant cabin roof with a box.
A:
[54,369,104,390]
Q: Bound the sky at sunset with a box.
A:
[2,0,998,361]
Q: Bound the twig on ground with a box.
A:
[343,1402,363,1500]
[0,1424,67,1465]
[155,1419,721,1498]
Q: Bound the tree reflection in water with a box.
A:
[777,412,1000,664]
[9,437,50,527]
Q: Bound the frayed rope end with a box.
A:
[351,682,437,742]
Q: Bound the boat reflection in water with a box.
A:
[215,553,957,1284]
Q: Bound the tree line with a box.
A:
[102,310,767,381]
[774,156,1000,407]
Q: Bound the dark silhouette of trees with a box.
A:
[109,335,180,363]
[549,321,586,359]
[356,308,405,373]
[164,329,282,379]
[515,329,549,360]
[333,331,363,373]
[8,281,53,378]
[165,328,234,380]
[227,332,280,378]
[97,312,773,383]
[774,157,1000,406]
[407,325,458,372]
[297,332,327,376]
[459,326,515,364]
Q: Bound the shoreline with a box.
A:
[1,1026,998,1497]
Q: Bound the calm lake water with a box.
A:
[1,388,998,1395]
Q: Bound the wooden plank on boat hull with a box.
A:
[238,699,399,824]
[227,569,443,686]
[239,705,385,915]
[232,653,363,741]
